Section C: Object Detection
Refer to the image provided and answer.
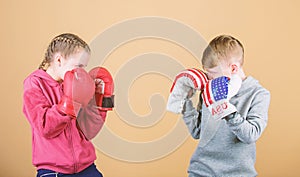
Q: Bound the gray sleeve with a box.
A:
[182,99,201,139]
[226,90,271,144]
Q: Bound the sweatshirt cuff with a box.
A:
[182,99,194,113]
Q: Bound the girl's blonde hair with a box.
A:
[202,35,244,69]
[39,33,90,70]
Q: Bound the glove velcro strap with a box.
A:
[93,95,115,111]
[101,95,114,110]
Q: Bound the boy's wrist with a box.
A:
[225,112,245,126]
[225,111,237,120]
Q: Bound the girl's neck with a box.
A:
[46,67,62,82]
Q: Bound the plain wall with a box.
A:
[1,0,300,176]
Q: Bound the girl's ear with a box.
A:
[53,53,62,67]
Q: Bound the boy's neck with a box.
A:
[238,68,247,80]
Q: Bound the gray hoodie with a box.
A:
[182,76,271,177]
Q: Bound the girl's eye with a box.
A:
[75,64,86,68]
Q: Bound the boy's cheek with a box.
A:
[207,73,220,80]
[207,75,213,80]
[205,73,214,80]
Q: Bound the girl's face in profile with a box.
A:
[56,48,90,81]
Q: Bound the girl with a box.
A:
[23,33,107,177]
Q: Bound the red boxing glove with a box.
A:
[89,67,114,111]
[57,68,95,118]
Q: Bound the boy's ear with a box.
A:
[231,63,239,74]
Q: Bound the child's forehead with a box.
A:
[204,59,227,69]
[204,65,221,72]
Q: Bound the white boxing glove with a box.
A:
[201,75,242,120]
[166,68,208,114]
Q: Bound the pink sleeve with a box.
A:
[23,88,71,139]
[76,105,107,140]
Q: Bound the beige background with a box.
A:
[1,0,300,176]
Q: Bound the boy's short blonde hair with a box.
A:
[202,35,244,69]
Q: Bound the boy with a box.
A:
[182,35,271,176]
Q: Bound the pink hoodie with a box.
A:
[23,69,106,174]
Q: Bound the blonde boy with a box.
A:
[182,35,271,176]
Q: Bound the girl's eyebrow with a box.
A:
[75,64,87,68]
